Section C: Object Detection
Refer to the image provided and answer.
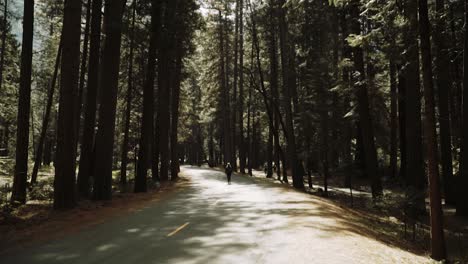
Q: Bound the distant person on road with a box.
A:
[225,163,233,184]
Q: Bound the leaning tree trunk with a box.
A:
[54,0,82,209]
[92,0,127,200]
[77,0,103,197]
[11,0,34,204]
[31,38,62,185]
[418,0,447,259]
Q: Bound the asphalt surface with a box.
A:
[1,166,431,264]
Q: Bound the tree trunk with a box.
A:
[158,0,177,181]
[135,0,161,192]
[278,0,303,189]
[458,0,468,217]
[232,0,239,172]
[11,0,34,204]
[418,0,447,259]
[390,60,398,179]
[120,0,136,185]
[75,0,92,155]
[77,0,103,197]
[54,0,82,209]
[434,0,455,205]
[170,49,183,180]
[31,38,62,184]
[0,0,7,92]
[218,10,232,166]
[404,0,425,202]
[92,0,127,200]
[397,65,407,180]
[238,0,246,174]
[349,0,382,198]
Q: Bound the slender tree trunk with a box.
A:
[418,0,447,259]
[278,0,303,189]
[75,0,92,155]
[247,78,252,176]
[135,0,161,192]
[268,0,279,179]
[232,0,239,172]
[92,0,127,200]
[349,0,382,198]
[120,0,136,185]
[218,9,231,166]
[397,66,407,180]
[77,0,103,197]
[238,0,246,174]
[54,0,82,209]
[11,0,34,204]
[458,0,468,217]
[404,0,425,204]
[390,60,398,179]
[158,0,177,181]
[170,51,183,180]
[31,38,62,184]
[0,0,7,92]
[434,0,455,205]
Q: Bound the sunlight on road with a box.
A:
[0,166,432,264]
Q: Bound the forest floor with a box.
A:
[0,161,466,263]
[246,167,468,263]
[0,158,184,255]
[1,166,437,263]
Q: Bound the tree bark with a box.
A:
[238,0,246,174]
[390,60,398,179]
[54,0,82,209]
[349,0,382,198]
[11,0,34,204]
[0,0,7,92]
[458,0,468,217]
[75,0,92,155]
[434,0,455,205]
[77,0,103,197]
[170,50,183,179]
[418,0,447,259]
[403,0,425,200]
[135,0,161,192]
[92,0,127,200]
[158,0,177,181]
[278,0,303,189]
[120,0,136,185]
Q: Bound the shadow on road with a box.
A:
[1,166,430,264]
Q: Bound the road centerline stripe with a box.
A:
[167,222,190,237]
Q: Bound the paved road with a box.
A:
[1,166,431,264]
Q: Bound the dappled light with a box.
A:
[1,0,468,262]
[1,167,431,263]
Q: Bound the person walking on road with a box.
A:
[225,163,233,184]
